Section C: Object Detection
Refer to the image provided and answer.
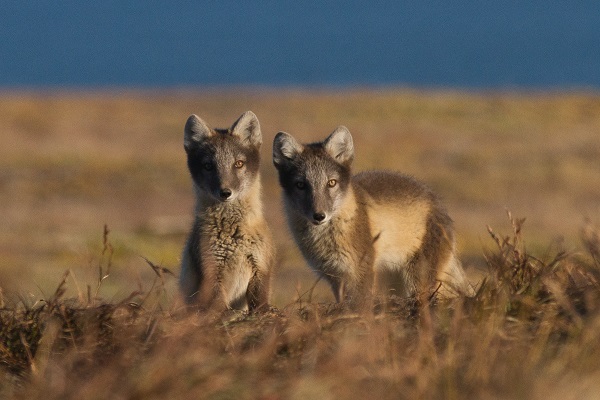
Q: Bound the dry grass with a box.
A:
[2,217,600,399]
[1,89,600,398]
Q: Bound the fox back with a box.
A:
[180,111,274,312]
[273,127,472,308]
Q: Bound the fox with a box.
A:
[273,126,473,309]
[180,111,274,312]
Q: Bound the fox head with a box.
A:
[184,111,261,203]
[273,126,354,225]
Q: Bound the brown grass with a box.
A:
[2,217,600,399]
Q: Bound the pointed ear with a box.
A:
[231,111,262,147]
[273,131,303,167]
[184,114,212,151]
[323,126,354,164]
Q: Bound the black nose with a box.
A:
[313,212,326,222]
[220,189,232,199]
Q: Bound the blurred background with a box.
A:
[1,2,599,305]
[2,1,600,88]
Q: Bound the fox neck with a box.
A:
[195,176,264,220]
[285,184,364,280]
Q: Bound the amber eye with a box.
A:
[234,160,245,168]
[327,179,337,188]
[203,162,213,171]
[295,181,305,189]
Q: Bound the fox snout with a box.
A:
[299,189,334,225]
[313,212,326,222]
[212,176,238,202]
[192,169,239,202]
[219,188,233,200]
[311,211,329,225]
[193,169,243,203]
[213,172,236,201]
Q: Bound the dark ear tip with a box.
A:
[274,131,288,140]
[185,114,203,131]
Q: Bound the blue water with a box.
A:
[1,1,599,88]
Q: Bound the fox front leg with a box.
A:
[327,276,345,303]
[246,270,270,312]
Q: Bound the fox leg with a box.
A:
[195,265,229,312]
[326,275,345,303]
[180,263,201,304]
[179,245,203,305]
[349,268,375,311]
[246,270,271,312]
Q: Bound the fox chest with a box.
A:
[297,220,372,277]
[197,217,261,269]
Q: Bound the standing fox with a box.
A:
[180,111,274,312]
[273,126,472,308]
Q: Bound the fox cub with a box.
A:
[180,111,274,312]
[273,126,472,308]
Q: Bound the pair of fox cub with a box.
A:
[180,111,473,312]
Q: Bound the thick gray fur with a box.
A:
[273,127,473,309]
[180,111,274,312]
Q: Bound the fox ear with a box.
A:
[231,111,262,147]
[184,114,212,151]
[273,131,303,167]
[324,126,354,164]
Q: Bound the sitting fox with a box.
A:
[273,126,472,308]
[180,111,274,312]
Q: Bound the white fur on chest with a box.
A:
[198,203,262,303]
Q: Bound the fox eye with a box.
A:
[327,179,337,188]
[203,162,213,171]
[234,160,245,168]
[295,181,305,190]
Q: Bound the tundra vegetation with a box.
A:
[1,90,600,398]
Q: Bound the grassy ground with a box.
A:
[2,216,600,399]
[1,89,600,398]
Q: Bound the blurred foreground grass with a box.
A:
[2,216,600,399]
[0,89,599,304]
